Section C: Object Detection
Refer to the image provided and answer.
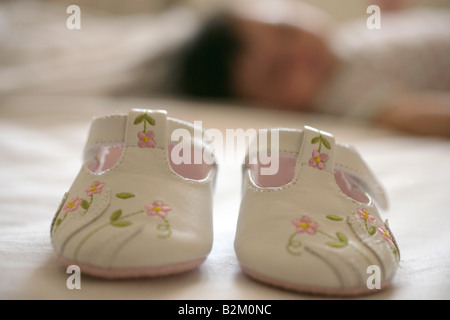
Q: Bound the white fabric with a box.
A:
[0,1,199,96]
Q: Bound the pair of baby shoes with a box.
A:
[51,109,399,296]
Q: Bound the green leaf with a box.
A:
[326,215,344,221]
[311,137,320,144]
[336,232,348,244]
[116,193,135,199]
[110,210,122,222]
[144,114,155,126]
[369,226,377,236]
[55,218,62,227]
[320,135,331,150]
[111,221,132,227]
[327,242,347,248]
[133,114,145,125]
[81,200,90,210]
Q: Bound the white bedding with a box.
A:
[0,1,449,300]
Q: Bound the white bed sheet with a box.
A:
[0,95,449,300]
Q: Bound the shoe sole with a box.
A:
[241,265,392,297]
[57,254,206,279]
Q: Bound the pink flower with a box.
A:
[145,201,171,218]
[357,209,375,224]
[63,197,82,214]
[85,181,105,196]
[138,131,156,148]
[292,216,319,235]
[308,150,328,170]
[378,227,394,245]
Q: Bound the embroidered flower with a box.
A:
[145,201,171,218]
[357,208,375,224]
[292,216,319,235]
[138,131,156,148]
[308,150,328,170]
[378,227,394,245]
[85,181,105,196]
[63,197,82,214]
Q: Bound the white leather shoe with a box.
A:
[234,126,400,296]
[51,109,217,278]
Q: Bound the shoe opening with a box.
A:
[248,154,369,204]
[86,144,213,180]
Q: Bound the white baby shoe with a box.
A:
[234,126,399,296]
[51,109,216,278]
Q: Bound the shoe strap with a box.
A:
[247,126,388,209]
[334,143,388,209]
[302,126,387,209]
[124,109,168,150]
[83,109,214,163]
[84,114,127,162]
[297,125,336,173]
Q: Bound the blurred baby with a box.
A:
[172,0,450,136]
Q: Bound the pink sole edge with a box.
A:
[57,254,206,279]
[241,265,392,297]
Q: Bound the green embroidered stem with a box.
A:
[120,210,145,220]
[143,117,147,133]
[316,230,336,241]
[311,133,331,153]
[363,220,377,236]
[157,217,172,239]
[317,229,372,264]
[80,195,94,214]
[286,232,302,256]
[55,200,86,231]
[85,195,93,214]
[391,245,398,257]
[54,214,68,230]
[73,209,144,260]
[317,230,348,248]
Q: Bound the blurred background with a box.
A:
[43,0,450,18]
[1,0,449,100]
